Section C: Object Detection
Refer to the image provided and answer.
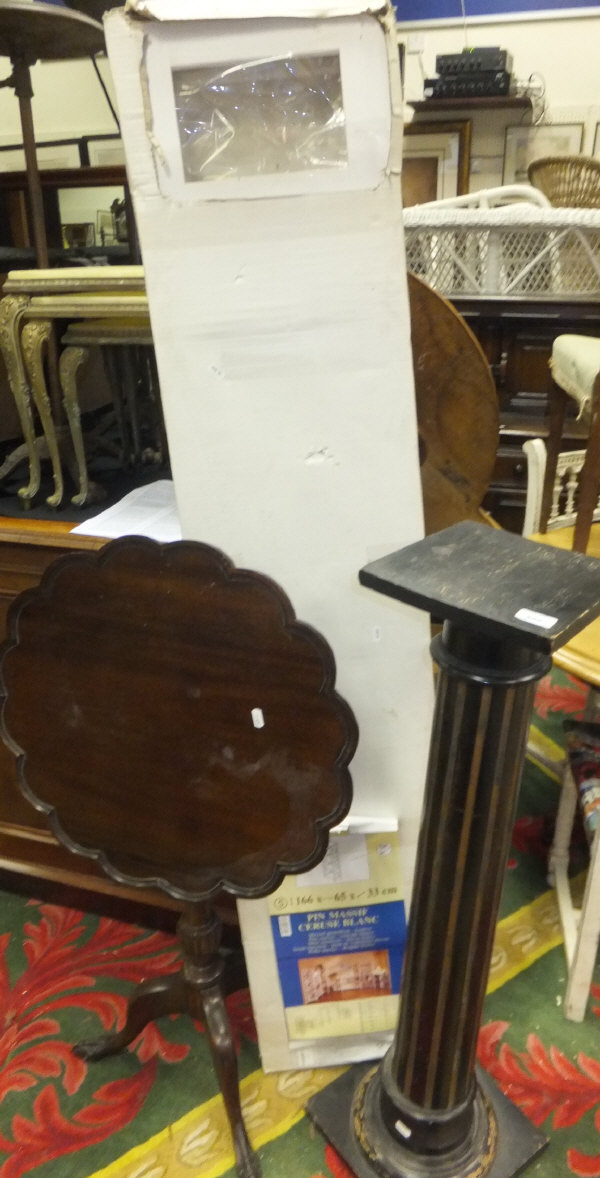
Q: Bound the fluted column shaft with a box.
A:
[391,623,549,1115]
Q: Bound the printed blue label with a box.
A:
[271,901,406,1008]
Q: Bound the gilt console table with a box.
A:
[0,266,148,508]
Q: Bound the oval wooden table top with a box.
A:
[408,272,499,536]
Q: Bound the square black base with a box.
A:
[307,1063,547,1178]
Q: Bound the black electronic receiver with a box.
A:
[424,70,511,99]
[435,47,513,75]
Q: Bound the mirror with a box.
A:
[0,165,133,261]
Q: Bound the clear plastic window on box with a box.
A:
[172,54,348,182]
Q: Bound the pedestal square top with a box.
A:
[359,522,600,653]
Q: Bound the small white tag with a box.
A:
[514,607,557,629]
[395,1119,412,1139]
[251,707,265,729]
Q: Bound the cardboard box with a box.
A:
[105,0,434,1068]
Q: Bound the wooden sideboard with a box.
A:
[451,297,600,533]
[0,516,179,923]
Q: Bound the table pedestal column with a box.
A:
[308,522,600,1178]
[355,621,548,1178]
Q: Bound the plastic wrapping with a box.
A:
[172,54,347,182]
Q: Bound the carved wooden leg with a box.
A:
[180,903,261,1178]
[574,372,600,554]
[200,983,262,1178]
[0,294,41,504]
[540,378,568,533]
[21,319,64,509]
[59,343,97,507]
[74,972,188,1060]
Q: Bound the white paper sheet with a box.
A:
[71,479,182,543]
[298,833,370,886]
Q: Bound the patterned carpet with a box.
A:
[1,668,600,1178]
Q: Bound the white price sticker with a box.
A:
[514,608,557,630]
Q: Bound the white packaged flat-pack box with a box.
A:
[105,0,434,1069]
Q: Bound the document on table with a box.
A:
[70,479,182,543]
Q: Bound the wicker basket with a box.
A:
[528,156,600,209]
[403,206,600,299]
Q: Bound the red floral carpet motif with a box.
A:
[477,1015,600,1177]
[0,902,254,1178]
[534,672,587,722]
[312,1144,359,1178]
[311,1007,600,1178]
[4,896,600,1177]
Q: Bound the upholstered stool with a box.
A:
[541,334,600,552]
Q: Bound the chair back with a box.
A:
[412,183,550,209]
[522,437,600,535]
[527,156,600,208]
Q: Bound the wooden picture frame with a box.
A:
[0,140,82,173]
[85,136,126,168]
[503,123,584,184]
[0,134,125,171]
[402,120,471,206]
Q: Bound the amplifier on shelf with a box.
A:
[436,47,513,75]
[424,70,511,99]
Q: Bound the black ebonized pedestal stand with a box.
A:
[308,522,600,1178]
